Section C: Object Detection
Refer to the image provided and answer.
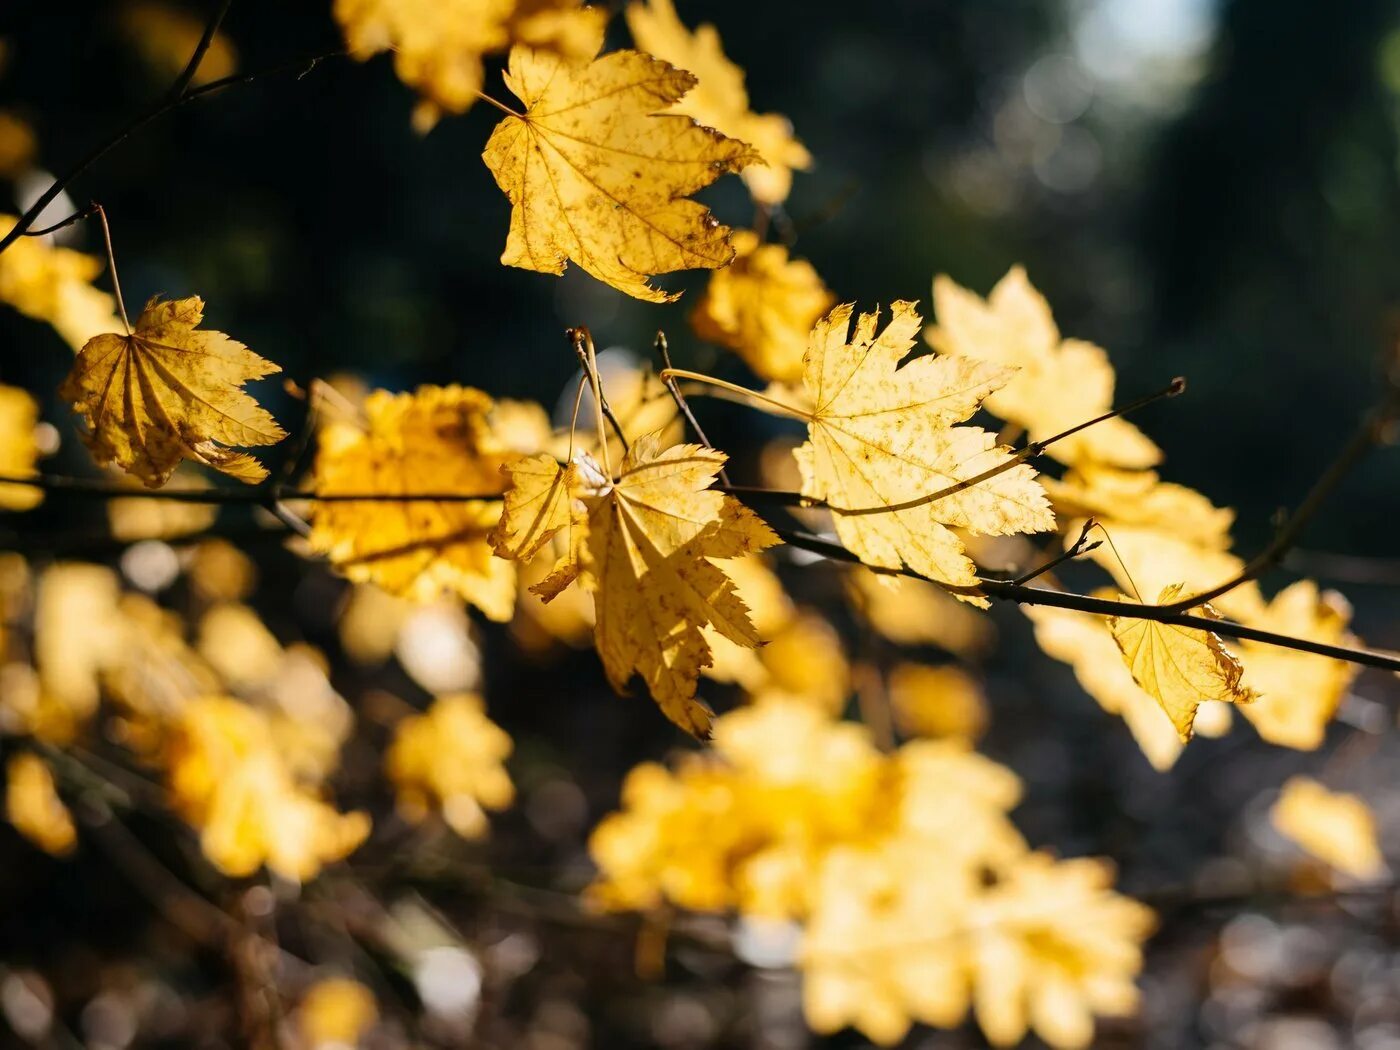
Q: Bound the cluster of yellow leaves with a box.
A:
[386,693,514,838]
[166,695,369,881]
[494,433,779,737]
[335,0,603,130]
[309,385,543,621]
[794,300,1053,594]
[589,697,1153,1047]
[924,269,1361,763]
[625,0,811,205]
[690,230,834,383]
[0,214,121,351]
[482,21,757,302]
[61,296,287,487]
[0,558,377,883]
[1271,776,1386,881]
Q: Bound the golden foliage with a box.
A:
[386,693,515,838]
[794,301,1053,593]
[60,297,286,487]
[5,753,76,856]
[625,0,810,204]
[1108,585,1255,742]
[928,267,1160,469]
[0,384,42,510]
[166,696,369,881]
[845,566,995,655]
[0,214,121,350]
[581,436,780,736]
[1272,776,1386,880]
[309,385,529,620]
[335,0,603,129]
[481,25,757,301]
[690,230,835,383]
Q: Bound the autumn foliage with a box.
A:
[0,3,1394,1049]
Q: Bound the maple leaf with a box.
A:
[308,385,522,621]
[1107,584,1255,741]
[58,296,286,487]
[581,434,779,737]
[481,26,758,302]
[1272,776,1386,880]
[793,301,1054,595]
[489,452,585,599]
[335,0,604,128]
[1237,581,1357,749]
[625,0,811,204]
[690,230,835,383]
[928,268,1160,470]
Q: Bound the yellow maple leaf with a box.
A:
[581,434,779,736]
[308,385,522,621]
[489,452,584,600]
[625,0,811,204]
[690,230,835,383]
[5,753,77,857]
[59,296,286,487]
[0,384,42,510]
[845,566,996,655]
[1107,584,1255,741]
[385,693,515,839]
[1237,581,1356,749]
[335,0,603,128]
[928,267,1160,469]
[793,301,1054,595]
[1045,465,1234,547]
[1272,777,1386,880]
[481,25,758,302]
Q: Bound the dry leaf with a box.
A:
[626,0,810,204]
[1108,584,1255,741]
[335,0,603,127]
[582,434,779,736]
[59,297,286,487]
[1272,776,1385,880]
[481,25,757,301]
[690,230,835,383]
[793,301,1053,595]
[490,452,584,599]
[928,268,1160,469]
[309,385,522,620]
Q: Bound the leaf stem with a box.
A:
[654,331,730,486]
[94,204,130,334]
[659,368,813,421]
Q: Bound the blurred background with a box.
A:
[3,0,1400,1047]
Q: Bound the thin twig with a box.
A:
[569,327,630,460]
[167,0,235,101]
[1000,518,1101,587]
[1160,390,1400,611]
[0,49,347,256]
[654,331,730,486]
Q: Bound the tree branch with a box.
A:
[773,527,1400,673]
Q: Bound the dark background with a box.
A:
[3,1,1400,1047]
